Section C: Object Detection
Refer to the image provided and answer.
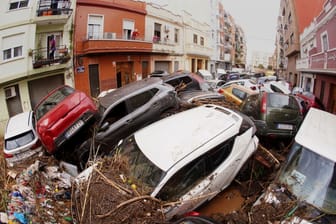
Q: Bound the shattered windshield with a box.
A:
[117,135,166,194]
[278,142,336,214]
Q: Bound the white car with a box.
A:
[220,79,259,92]
[114,104,259,220]
[3,111,43,167]
[254,108,336,223]
[260,80,291,94]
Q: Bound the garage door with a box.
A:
[28,74,64,109]
[154,61,170,72]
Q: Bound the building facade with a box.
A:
[0,0,73,135]
[297,0,336,113]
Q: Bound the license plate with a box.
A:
[277,123,293,130]
[65,119,84,138]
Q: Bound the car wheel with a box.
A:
[74,140,91,171]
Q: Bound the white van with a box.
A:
[254,108,336,223]
[197,69,213,81]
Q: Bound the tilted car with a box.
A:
[76,77,179,169]
[114,104,258,220]
[34,85,98,159]
[295,91,325,113]
[219,79,259,92]
[160,72,212,92]
[254,108,336,223]
[240,92,303,138]
[218,84,256,106]
[3,111,43,167]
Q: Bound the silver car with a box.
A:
[3,111,43,167]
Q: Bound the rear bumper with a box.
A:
[54,111,97,150]
[254,120,297,138]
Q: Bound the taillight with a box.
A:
[30,140,42,150]
[218,89,224,94]
[251,86,256,91]
[4,152,13,158]
[261,93,267,113]
[184,211,200,217]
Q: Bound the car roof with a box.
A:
[5,111,32,139]
[295,108,336,162]
[134,104,241,171]
[98,77,164,108]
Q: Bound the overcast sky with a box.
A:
[221,0,280,61]
[145,0,280,63]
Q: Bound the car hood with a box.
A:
[37,92,83,129]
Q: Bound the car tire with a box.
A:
[74,140,91,171]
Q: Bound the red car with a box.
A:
[295,91,325,115]
[34,85,98,157]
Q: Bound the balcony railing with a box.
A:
[296,57,309,70]
[31,45,70,69]
[36,0,72,17]
[311,49,336,70]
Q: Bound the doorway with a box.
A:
[89,64,100,97]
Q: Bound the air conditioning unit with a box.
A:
[164,25,170,32]
[5,86,16,99]
[104,32,116,39]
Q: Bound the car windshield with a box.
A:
[5,131,34,150]
[278,142,336,214]
[35,86,75,120]
[116,135,166,194]
[267,94,299,110]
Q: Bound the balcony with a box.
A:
[285,42,300,57]
[311,49,336,70]
[35,0,72,25]
[296,57,309,70]
[81,33,152,54]
[31,45,71,69]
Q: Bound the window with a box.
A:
[321,33,329,52]
[9,0,28,10]
[88,15,103,39]
[123,20,135,40]
[174,28,179,43]
[290,33,294,45]
[200,37,204,46]
[2,34,24,61]
[193,34,198,44]
[154,23,161,42]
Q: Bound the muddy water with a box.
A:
[196,184,244,215]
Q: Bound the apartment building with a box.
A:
[276,0,325,86]
[0,0,73,135]
[297,0,336,113]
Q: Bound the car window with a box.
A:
[232,88,247,100]
[157,138,234,202]
[157,158,207,202]
[101,101,128,125]
[35,86,75,120]
[267,94,299,110]
[270,84,284,93]
[241,94,260,118]
[127,88,159,113]
[166,76,192,88]
[5,131,34,150]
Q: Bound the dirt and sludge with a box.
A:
[0,135,295,224]
[0,98,312,224]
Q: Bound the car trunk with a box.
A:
[265,94,301,131]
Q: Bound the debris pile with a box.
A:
[72,156,165,224]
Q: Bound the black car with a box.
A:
[75,77,179,170]
[160,72,212,92]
